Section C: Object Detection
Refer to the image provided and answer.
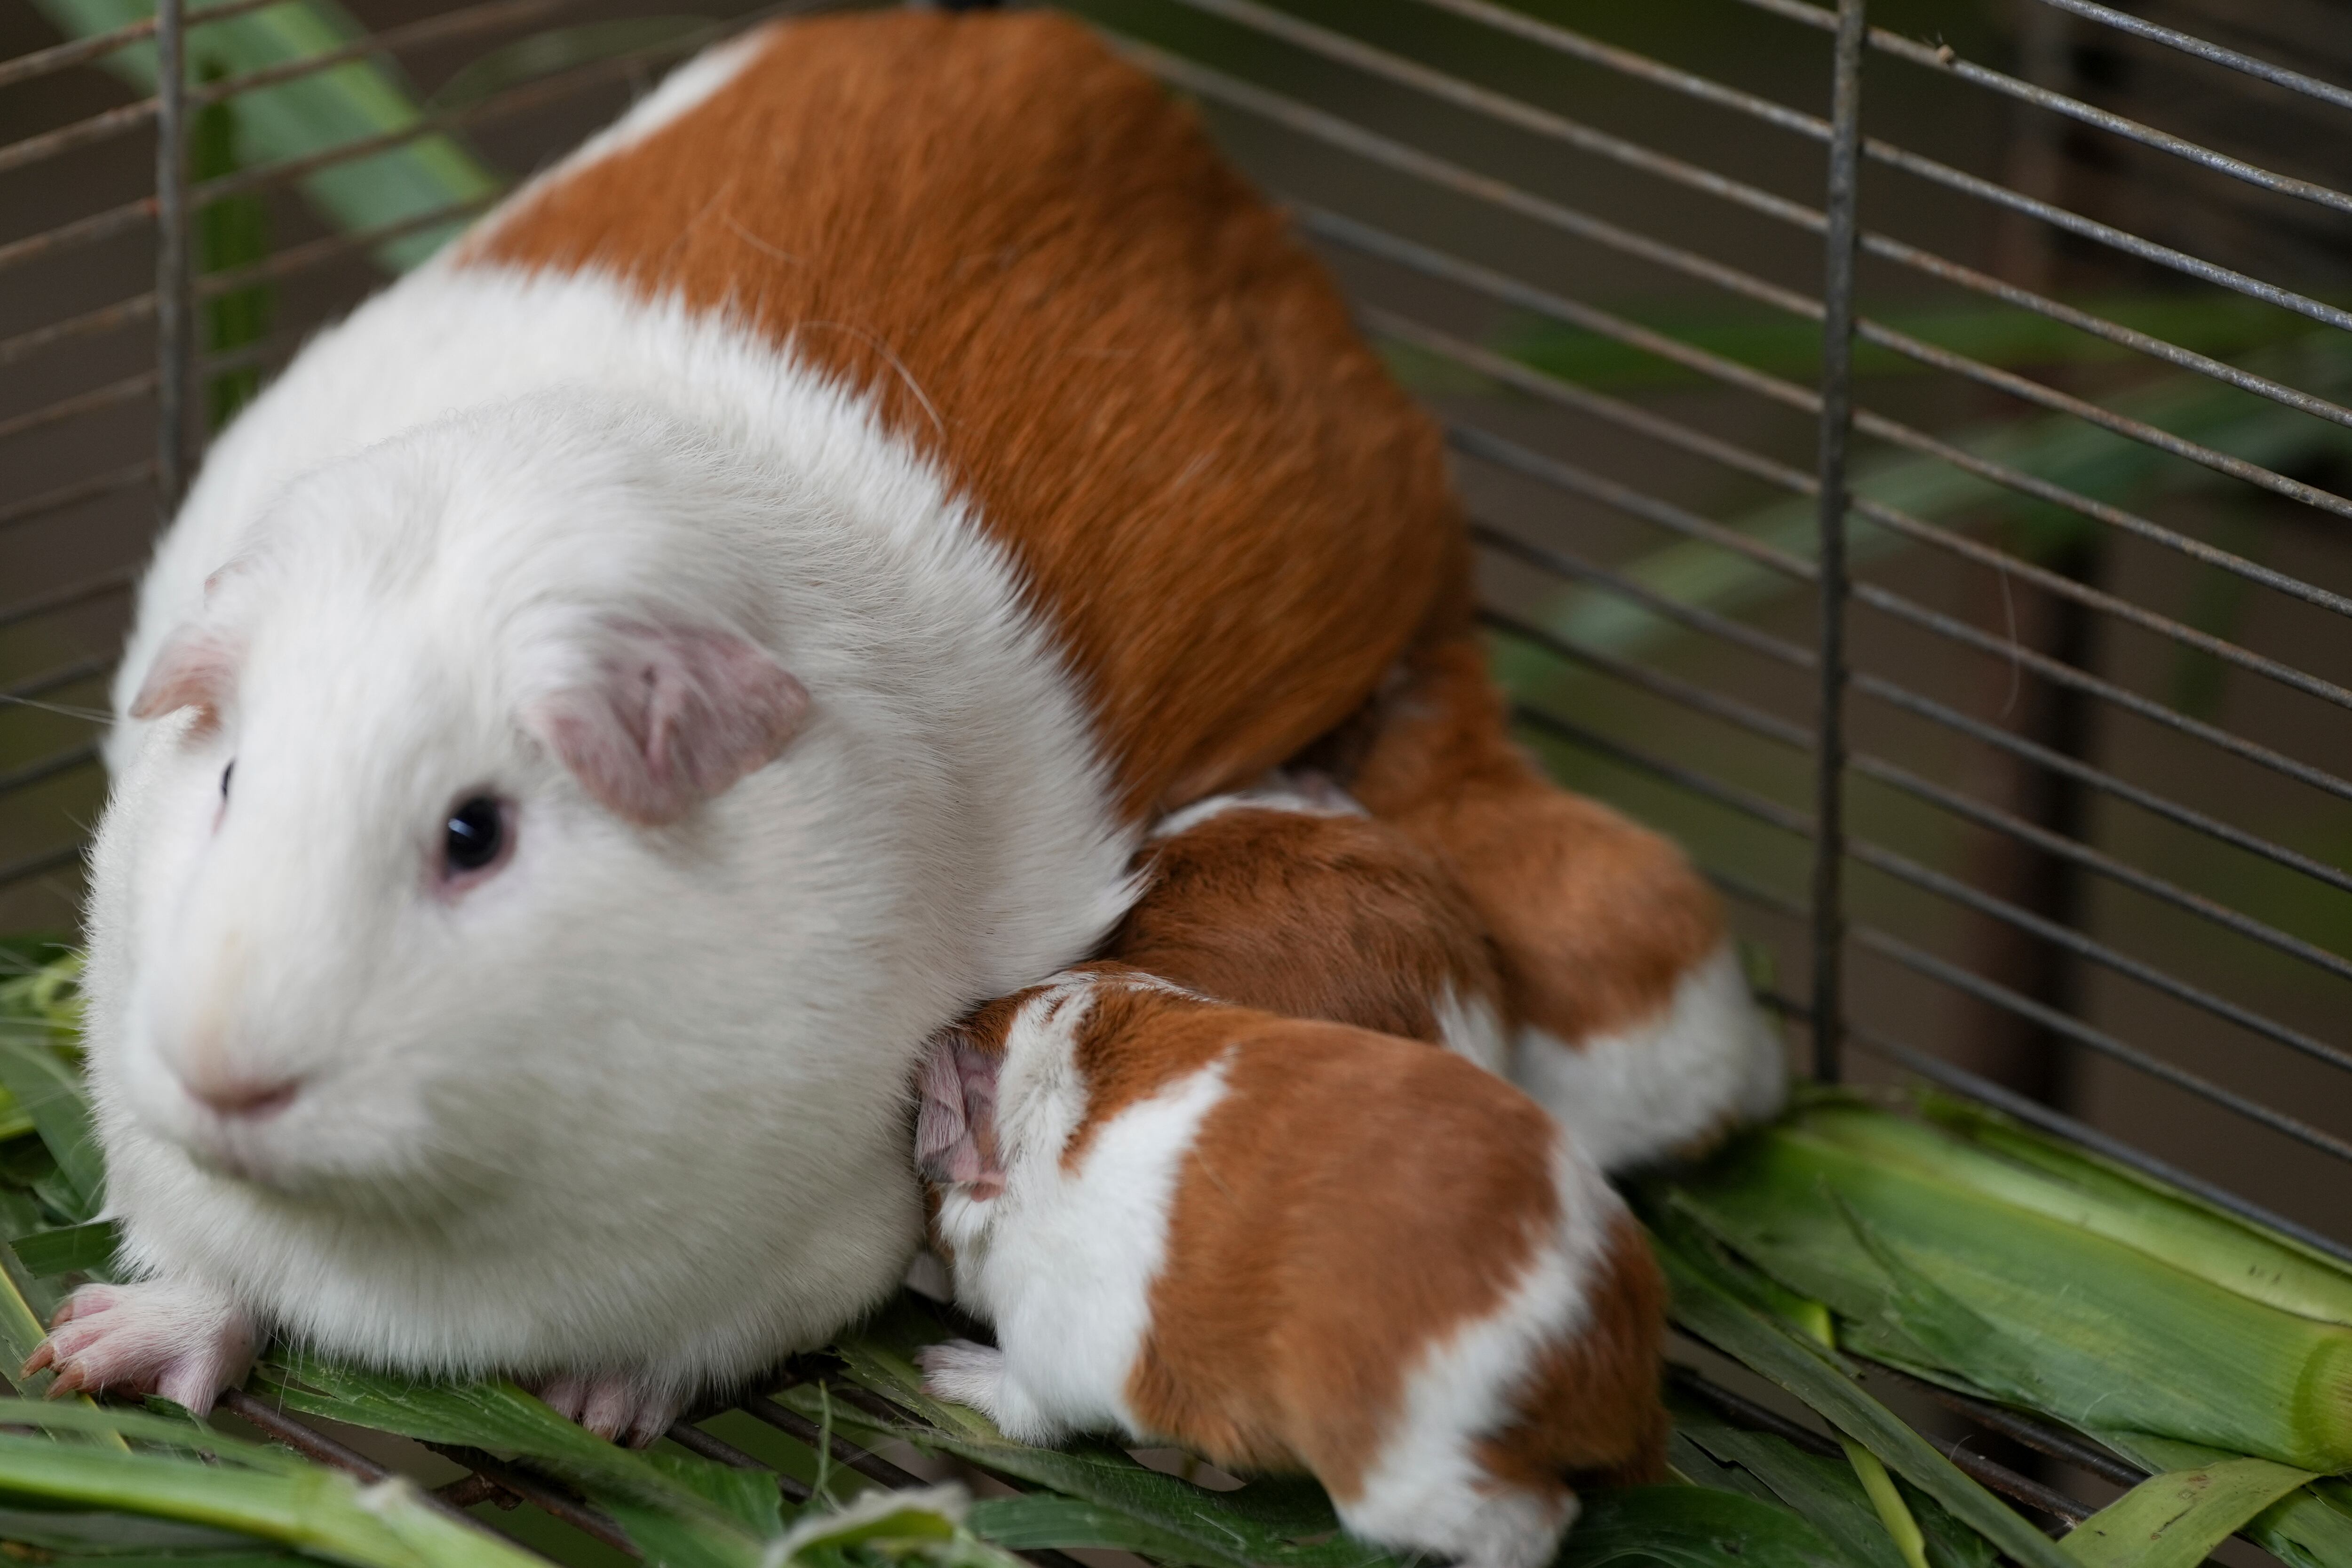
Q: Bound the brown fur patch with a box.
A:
[1103,997,1662,1499]
[1106,808,1503,1044]
[1479,1210,1669,1494]
[1348,637,1724,1043]
[459,10,1460,819]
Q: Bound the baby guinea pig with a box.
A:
[914,966,1669,1568]
[1111,777,1509,1072]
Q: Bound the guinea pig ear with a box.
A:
[532,621,809,826]
[127,625,240,726]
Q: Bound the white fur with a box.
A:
[1147,778,1365,840]
[81,262,1139,1408]
[928,977,1227,1442]
[1340,1138,1615,1568]
[1431,983,1510,1075]
[1512,942,1786,1173]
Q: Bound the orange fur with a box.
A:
[460,10,1460,819]
[1104,805,1503,1046]
[1345,636,1727,1046]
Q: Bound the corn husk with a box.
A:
[1668,1101,2352,1472]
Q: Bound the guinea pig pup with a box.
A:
[915,967,1669,1568]
[1112,777,1508,1069]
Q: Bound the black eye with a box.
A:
[443,796,507,876]
[220,761,233,798]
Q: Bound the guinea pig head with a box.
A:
[97,400,812,1213]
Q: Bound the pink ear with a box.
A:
[915,1032,1004,1199]
[128,627,238,724]
[533,623,809,826]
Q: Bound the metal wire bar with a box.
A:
[154,0,192,518]
[2,654,114,708]
[1451,427,1814,588]
[1810,0,1864,1083]
[2031,0,2352,112]
[1727,0,2352,217]
[0,843,83,892]
[1154,65,2352,522]
[0,199,155,281]
[0,0,285,92]
[0,171,490,379]
[0,745,103,804]
[1485,609,1812,751]
[0,0,583,182]
[1168,0,2352,433]
[1475,517,2352,1074]
[1316,214,2352,628]
[423,1444,637,1556]
[737,1392,929,1490]
[0,567,138,637]
[1858,1360,2148,1489]
[1510,676,2352,1144]
[662,1419,815,1504]
[1669,1366,1843,1458]
[1503,616,2352,999]
[0,367,159,447]
[1469,523,1812,669]
[1402,0,2352,335]
[0,463,153,535]
[1853,1027,2352,1269]
[1512,703,1815,837]
[1854,924,2352,1162]
[1472,473,2352,903]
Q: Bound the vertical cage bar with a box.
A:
[1809,0,1866,1082]
[153,0,193,519]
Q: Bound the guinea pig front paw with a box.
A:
[529,1371,683,1448]
[24,1281,254,1412]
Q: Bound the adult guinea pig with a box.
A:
[916,966,1669,1568]
[44,10,1459,1439]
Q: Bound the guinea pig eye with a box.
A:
[442,796,508,878]
[220,761,233,798]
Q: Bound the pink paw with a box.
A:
[531,1371,684,1448]
[24,1281,254,1412]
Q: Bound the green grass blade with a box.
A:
[0,1429,541,1568]
[0,1035,103,1219]
[1648,1225,2076,1568]
[1556,1485,1856,1568]
[2061,1458,2313,1568]
[13,1218,120,1278]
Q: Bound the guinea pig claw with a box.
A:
[19,1342,56,1379]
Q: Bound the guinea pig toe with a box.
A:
[533,1372,681,1448]
[29,1285,250,1411]
[46,1283,117,1330]
[915,1339,1006,1414]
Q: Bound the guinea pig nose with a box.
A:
[185,1075,302,1120]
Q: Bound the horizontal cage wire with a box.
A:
[4,0,2352,1550]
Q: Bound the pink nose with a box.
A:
[185,1076,302,1119]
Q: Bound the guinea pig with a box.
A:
[1111,777,1508,1069]
[1345,637,1788,1170]
[48,9,1467,1438]
[914,966,1669,1568]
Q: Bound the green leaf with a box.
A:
[251,1356,769,1567]
[0,1034,104,1221]
[966,1494,1256,1557]
[1556,1485,1854,1568]
[1649,1225,2075,1568]
[2062,1458,2313,1568]
[14,1219,121,1278]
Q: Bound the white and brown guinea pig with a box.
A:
[1108,776,1509,1071]
[1344,637,1789,1171]
[915,967,1668,1568]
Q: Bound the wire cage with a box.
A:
[4,0,2352,1554]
